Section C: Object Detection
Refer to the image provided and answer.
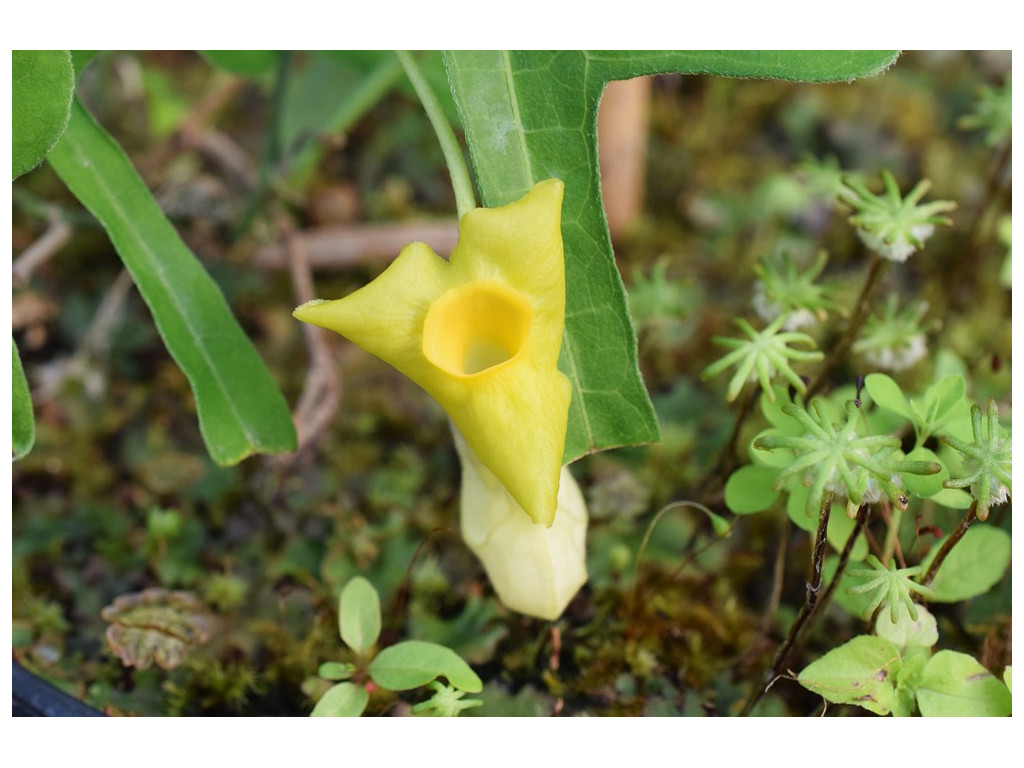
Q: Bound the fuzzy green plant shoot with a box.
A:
[752,250,835,329]
[753,398,940,519]
[838,170,956,262]
[310,576,482,717]
[941,399,1012,522]
[701,314,823,403]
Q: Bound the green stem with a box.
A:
[234,51,293,239]
[396,50,476,219]
[805,254,887,399]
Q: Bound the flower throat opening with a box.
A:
[422,281,533,376]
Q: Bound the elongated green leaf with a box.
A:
[338,576,381,656]
[445,51,899,462]
[310,682,369,717]
[368,640,482,693]
[47,99,297,465]
[13,50,75,179]
[13,338,35,460]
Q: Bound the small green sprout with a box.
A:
[838,170,956,262]
[847,555,935,623]
[754,399,940,518]
[958,77,1011,146]
[310,576,483,717]
[702,314,823,402]
[942,400,1012,521]
[853,295,931,372]
[752,250,835,329]
[411,681,484,717]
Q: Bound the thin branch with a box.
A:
[921,501,978,587]
[12,206,72,284]
[740,494,833,716]
[805,255,887,399]
[274,219,340,462]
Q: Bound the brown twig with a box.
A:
[277,220,341,462]
[12,205,72,285]
[740,494,833,716]
[921,501,978,587]
[253,220,459,271]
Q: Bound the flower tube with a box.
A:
[294,179,587,618]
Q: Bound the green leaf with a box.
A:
[724,464,780,514]
[12,339,35,460]
[47,99,297,465]
[338,576,381,656]
[12,50,75,179]
[798,635,902,716]
[917,650,1011,717]
[864,373,913,421]
[310,682,369,717]
[318,661,355,681]
[445,51,897,462]
[200,50,279,77]
[902,446,948,498]
[924,375,966,426]
[368,640,482,693]
[921,526,1011,603]
[875,603,938,652]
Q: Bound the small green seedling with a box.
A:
[310,576,482,717]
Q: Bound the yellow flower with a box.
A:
[293,179,571,527]
[454,429,587,621]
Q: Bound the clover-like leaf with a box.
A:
[702,314,823,402]
[838,170,955,261]
[101,588,213,670]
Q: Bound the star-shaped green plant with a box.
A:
[853,295,931,372]
[838,170,955,262]
[959,76,1011,146]
[847,555,935,623]
[754,399,940,518]
[753,250,835,329]
[410,681,483,717]
[942,400,1012,521]
[701,314,823,402]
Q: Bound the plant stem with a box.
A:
[234,51,292,239]
[815,504,870,617]
[921,502,978,587]
[396,51,476,220]
[699,386,758,497]
[804,254,887,399]
[739,494,833,716]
